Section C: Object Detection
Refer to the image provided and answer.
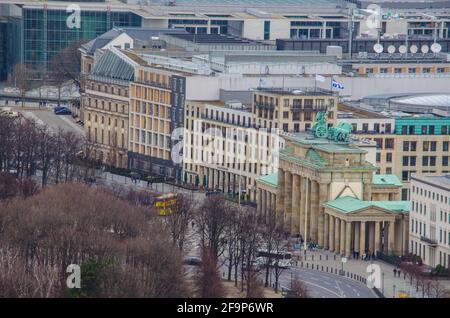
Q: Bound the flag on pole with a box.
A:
[331,79,344,89]
[315,74,326,83]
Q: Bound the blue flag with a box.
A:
[332,79,344,89]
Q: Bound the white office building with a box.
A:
[410,174,450,268]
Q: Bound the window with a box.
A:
[374,138,383,149]
[385,123,392,133]
[409,126,415,134]
[410,156,416,166]
[403,141,409,151]
[362,123,369,132]
[431,141,437,151]
[402,156,409,166]
[430,156,436,166]
[411,141,417,151]
[443,156,449,166]
[386,153,392,163]
[422,156,429,166]
[282,123,289,132]
[443,141,449,152]
[402,171,409,181]
[376,153,381,162]
[385,138,394,149]
[264,21,271,40]
[423,141,430,151]
[421,126,427,134]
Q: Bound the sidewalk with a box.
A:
[294,249,450,298]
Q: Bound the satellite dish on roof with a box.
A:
[373,43,384,54]
[421,45,429,54]
[410,45,418,54]
[387,45,396,54]
[398,45,407,54]
[431,43,442,53]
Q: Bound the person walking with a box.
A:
[393,268,397,277]
[397,269,401,278]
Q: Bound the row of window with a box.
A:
[402,155,449,167]
[87,82,128,97]
[87,113,125,129]
[401,125,450,135]
[86,97,127,114]
[87,127,126,149]
[364,67,447,75]
[411,186,449,205]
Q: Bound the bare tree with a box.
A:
[195,195,231,262]
[48,41,85,92]
[8,64,34,107]
[164,194,194,251]
[195,247,224,298]
[286,274,309,298]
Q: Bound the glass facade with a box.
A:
[23,8,141,68]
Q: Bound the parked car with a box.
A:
[183,256,202,266]
[54,107,71,115]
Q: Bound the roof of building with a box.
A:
[372,174,402,187]
[283,132,367,154]
[411,174,450,192]
[256,172,278,187]
[81,27,187,55]
[90,49,136,82]
[324,196,410,214]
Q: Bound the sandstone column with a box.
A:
[310,180,319,243]
[324,213,329,250]
[257,189,262,215]
[276,170,285,221]
[368,221,375,254]
[388,220,396,255]
[262,190,267,220]
[340,219,346,255]
[318,182,328,247]
[375,221,381,255]
[329,214,335,252]
[345,221,352,257]
[360,221,366,256]
[354,222,360,253]
[291,174,300,235]
[335,217,340,254]
[284,171,293,232]
[299,176,305,239]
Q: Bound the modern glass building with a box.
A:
[22,7,141,68]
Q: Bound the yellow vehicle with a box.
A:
[154,193,178,216]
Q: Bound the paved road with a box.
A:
[19,109,84,135]
[279,267,377,298]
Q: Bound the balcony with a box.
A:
[290,105,327,112]
[420,236,438,247]
[255,102,275,111]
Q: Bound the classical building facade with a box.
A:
[256,132,410,257]
[83,48,135,168]
[183,100,283,200]
[410,174,450,269]
[253,87,337,133]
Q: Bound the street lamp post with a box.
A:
[382,272,385,295]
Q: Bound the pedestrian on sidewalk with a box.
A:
[393,268,397,277]
[397,269,401,278]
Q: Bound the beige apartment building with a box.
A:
[183,100,283,201]
[253,87,338,133]
[338,105,450,201]
[128,59,186,179]
[83,49,135,168]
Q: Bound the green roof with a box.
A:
[372,174,402,187]
[256,172,278,187]
[324,196,410,214]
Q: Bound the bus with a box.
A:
[256,250,293,268]
[153,193,178,216]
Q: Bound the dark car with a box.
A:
[183,256,202,266]
[54,107,71,115]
